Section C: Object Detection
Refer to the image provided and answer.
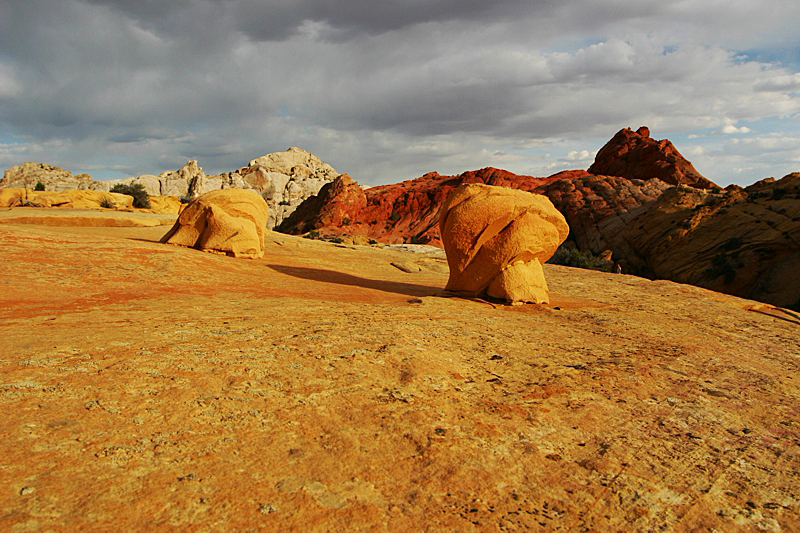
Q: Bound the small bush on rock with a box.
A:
[34,182,45,191]
[110,183,151,208]
[548,248,612,272]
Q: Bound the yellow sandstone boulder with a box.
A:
[439,183,569,304]
[160,189,269,259]
[147,196,183,214]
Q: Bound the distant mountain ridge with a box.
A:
[276,128,799,309]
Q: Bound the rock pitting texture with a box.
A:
[160,189,269,259]
[0,218,799,532]
[588,126,717,188]
[439,184,569,303]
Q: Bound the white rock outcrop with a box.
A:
[92,147,339,227]
[1,163,93,192]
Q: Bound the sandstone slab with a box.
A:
[0,222,798,532]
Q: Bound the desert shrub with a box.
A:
[34,182,45,191]
[722,237,743,251]
[179,196,193,204]
[410,235,426,245]
[368,239,378,245]
[303,230,320,240]
[548,248,611,272]
[703,253,737,284]
[110,183,150,208]
[100,198,114,209]
[329,237,344,244]
[389,211,400,222]
[711,186,721,194]
[278,200,291,206]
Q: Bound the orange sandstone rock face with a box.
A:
[160,189,269,258]
[440,184,569,303]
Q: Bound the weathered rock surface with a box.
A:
[0,189,133,210]
[602,173,800,308]
[5,148,338,229]
[440,184,569,303]
[0,219,798,532]
[237,146,340,227]
[278,168,670,254]
[588,126,717,188]
[1,162,94,192]
[160,189,269,259]
[277,174,367,235]
[101,148,339,228]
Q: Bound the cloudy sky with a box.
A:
[1,0,800,187]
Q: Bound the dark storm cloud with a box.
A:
[1,0,800,185]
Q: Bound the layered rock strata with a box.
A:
[603,173,800,308]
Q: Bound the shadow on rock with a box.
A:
[266,264,441,298]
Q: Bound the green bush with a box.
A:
[110,183,151,208]
[34,182,45,191]
[100,198,114,209]
[304,230,320,240]
[548,248,611,272]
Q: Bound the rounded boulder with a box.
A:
[160,189,269,259]
[439,183,569,304]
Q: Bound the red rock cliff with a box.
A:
[588,126,717,189]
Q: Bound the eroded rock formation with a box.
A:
[1,163,93,192]
[439,184,569,304]
[0,189,134,210]
[588,126,717,188]
[160,189,269,259]
[604,173,800,308]
[4,148,338,228]
[278,167,670,254]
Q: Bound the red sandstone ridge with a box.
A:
[588,126,717,189]
[277,168,558,245]
[277,168,670,252]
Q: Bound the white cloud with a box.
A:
[562,150,597,163]
[716,124,752,135]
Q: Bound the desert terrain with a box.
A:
[1,208,799,532]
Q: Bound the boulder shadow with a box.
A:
[266,264,441,298]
